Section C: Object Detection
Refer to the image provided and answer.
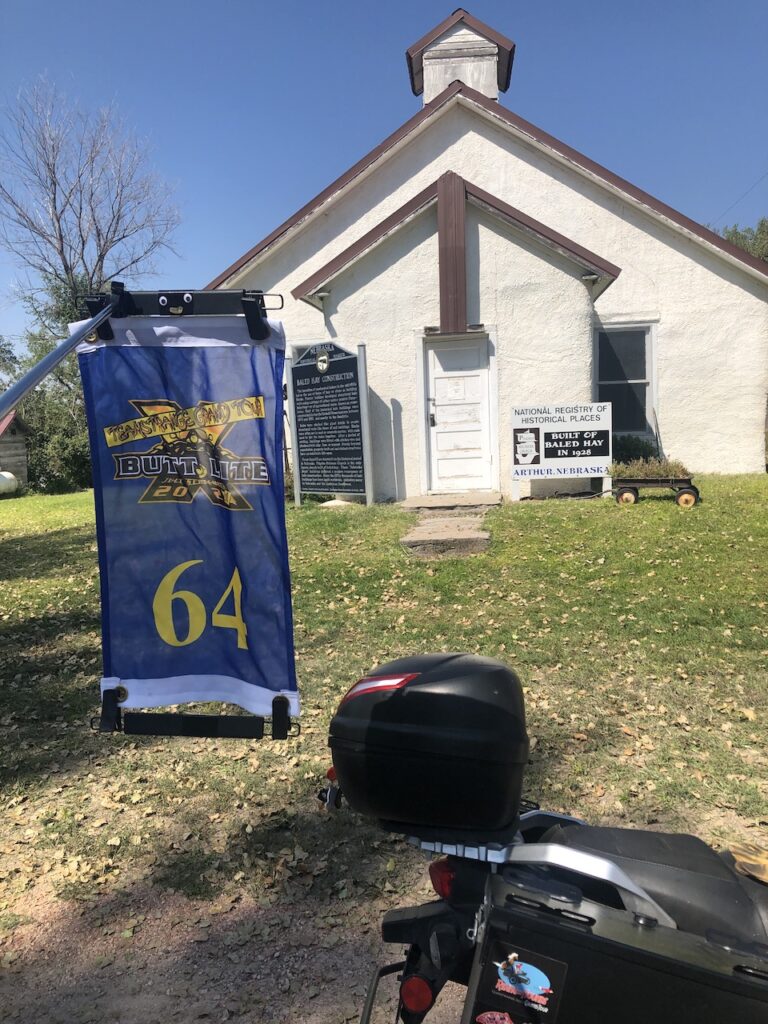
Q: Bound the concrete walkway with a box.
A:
[400,492,501,556]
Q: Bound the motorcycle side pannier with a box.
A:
[329,653,529,840]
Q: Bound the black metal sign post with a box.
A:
[287,342,373,506]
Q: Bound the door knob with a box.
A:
[429,413,436,427]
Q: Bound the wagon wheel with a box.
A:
[616,487,639,505]
[675,487,698,508]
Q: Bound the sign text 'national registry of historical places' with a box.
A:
[511,403,612,479]
[290,343,367,494]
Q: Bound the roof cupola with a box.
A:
[406,9,516,105]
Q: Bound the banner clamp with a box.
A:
[93,690,296,741]
[82,284,284,342]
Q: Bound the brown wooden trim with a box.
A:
[206,83,463,289]
[465,181,621,280]
[406,9,515,96]
[458,85,768,281]
[291,170,620,313]
[291,182,439,301]
[437,171,468,333]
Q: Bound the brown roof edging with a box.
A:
[465,180,621,280]
[208,80,768,291]
[206,83,463,290]
[457,84,768,282]
[290,170,619,309]
[291,181,439,301]
[405,8,515,96]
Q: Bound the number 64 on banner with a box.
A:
[152,560,247,650]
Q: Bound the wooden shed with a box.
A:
[0,411,30,486]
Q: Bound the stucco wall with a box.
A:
[229,100,768,490]
[467,206,595,492]
[293,205,594,500]
[318,209,440,500]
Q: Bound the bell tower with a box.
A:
[406,8,516,105]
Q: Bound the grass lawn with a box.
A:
[0,479,766,1018]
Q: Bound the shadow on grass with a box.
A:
[0,863,390,1024]
[0,609,101,708]
[140,804,401,904]
[0,523,96,582]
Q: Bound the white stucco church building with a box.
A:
[210,9,768,500]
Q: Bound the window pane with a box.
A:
[599,382,649,433]
[598,330,646,381]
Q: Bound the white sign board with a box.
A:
[511,403,612,479]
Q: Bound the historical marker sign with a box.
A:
[289,342,371,499]
[511,403,612,479]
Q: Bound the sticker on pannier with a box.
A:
[474,940,568,1023]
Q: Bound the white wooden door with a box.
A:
[425,337,492,492]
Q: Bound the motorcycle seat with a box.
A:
[540,823,768,946]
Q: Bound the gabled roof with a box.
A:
[406,8,515,96]
[206,82,465,290]
[207,82,768,290]
[291,171,620,310]
[291,180,439,305]
[0,411,29,438]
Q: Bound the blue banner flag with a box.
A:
[76,316,298,717]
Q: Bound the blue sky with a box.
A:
[1,0,766,343]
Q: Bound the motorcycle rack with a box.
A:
[409,808,677,929]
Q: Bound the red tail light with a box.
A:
[428,857,456,901]
[339,672,419,705]
[400,975,435,1014]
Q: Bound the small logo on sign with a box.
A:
[316,352,330,374]
[476,1012,515,1024]
[513,428,540,466]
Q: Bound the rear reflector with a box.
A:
[339,673,419,705]
[400,975,435,1014]
[326,766,337,782]
[428,857,456,901]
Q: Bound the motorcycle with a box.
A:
[321,653,768,1024]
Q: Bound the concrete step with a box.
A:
[400,490,502,511]
[401,515,490,557]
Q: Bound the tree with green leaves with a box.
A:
[0,81,179,491]
[721,217,768,262]
[0,336,18,389]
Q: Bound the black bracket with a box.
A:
[82,284,284,342]
[94,689,296,741]
[241,292,270,341]
[96,686,123,733]
[359,962,407,1024]
[84,281,132,340]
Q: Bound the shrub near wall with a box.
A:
[612,457,691,479]
[612,434,658,463]
[611,434,690,480]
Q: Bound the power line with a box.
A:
[712,167,768,226]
